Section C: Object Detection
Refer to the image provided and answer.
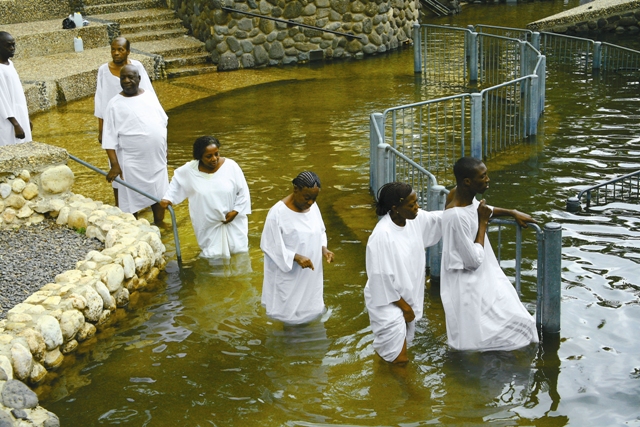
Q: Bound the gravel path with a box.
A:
[0,220,104,319]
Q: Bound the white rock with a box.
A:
[4,193,25,209]
[28,213,45,224]
[43,296,61,307]
[114,288,130,307]
[141,232,166,257]
[18,170,30,181]
[86,225,105,242]
[22,182,39,200]
[0,355,14,380]
[59,310,84,341]
[50,198,66,212]
[55,270,82,284]
[97,310,111,325]
[16,205,33,218]
[89,251,113,265]
[68,210,88,230]
[40,165,74,194]
[0,183,11,199]
[61,339,78,354]
[1,208,16,223]
[10,342,33,380]
[18,329,46,363]
[104,229,121,248]
[120,254,135,279]
[56,206,70,225]
[76,323,96,342]
[94,281,116,310]
[44,348,63,369]
[11,178,26,193]
[68,293,87,310]
[82,286,103,322]
[30,361,48,383]
[36,315,64,350]
[100,264,125,292]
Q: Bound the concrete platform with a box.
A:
[528,0,640,31]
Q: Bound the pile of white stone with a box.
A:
[0,159,167,426]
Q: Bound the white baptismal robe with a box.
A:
[364,210,443,362]
[163,159,251,259]
[0,60,31,146]
[94,59,155,120]
[441,198,539,351]
[101,91,169,214]
[261,201,328,325]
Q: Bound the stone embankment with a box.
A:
[169,0,419,70]
[0,142,167,426]
[528,0,640,35]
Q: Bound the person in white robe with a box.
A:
[102,64,168,224]
[0,31,31,146]
[261,171,334,325]
[441,156,539,352]
[160,136,251,259]
[364,182,442,363]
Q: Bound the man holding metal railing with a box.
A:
[440,157,539,352]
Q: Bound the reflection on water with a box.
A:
[32,1,640,425]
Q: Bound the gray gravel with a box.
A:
[0,220,103,319]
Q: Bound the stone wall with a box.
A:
[0,0,70,25]
[167,0,419,70]
[0,142,167,426]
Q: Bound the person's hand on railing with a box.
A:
[106,164,122,183]
[159,199,172,209]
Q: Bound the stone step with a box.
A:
[125,28,188,43]
[165,64,218,78]
[90,8,176,25]
[164,52,211,68]
[133,37,208,57]
[120,18,185,35]
[84,0,165,16]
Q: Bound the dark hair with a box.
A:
[376,182,413,216]
[193,136,221,160]
[112,36,130,51]
[0,31,12,40]
[453,156,484,184]
[292,171,321,189]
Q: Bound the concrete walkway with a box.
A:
[528,0,640,31]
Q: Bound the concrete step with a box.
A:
[120,19,184,34]
[133,37,208,57]
[84,0,165,16]
[90,8,177,25]
[164,52,211,68]
[125,28,188,43]
[166,64,218,78]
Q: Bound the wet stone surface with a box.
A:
[0,220,103,319]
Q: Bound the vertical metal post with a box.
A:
[427,184,446,284]
[468,31,478,83]
[528,74,539,136]
[371,113,385,199]
[413,24,422,74]
[541,222,562,334]
[593,41,602,71]
[470,92,482,159]
[520,40,527,78]
[539,55,546,114]
[531,31,540,51]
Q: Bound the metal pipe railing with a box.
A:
[566,169,640,212]
[69,154,182,265]
[220,7,365,42]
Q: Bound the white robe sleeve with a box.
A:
[101,98,120,151]
[448,209,485,271]
[0,73,15,120]
[94,65,106,119]
[231,161,251,215]
[417,209,443,248]
[260,207,296,272]
[365,231,401,307]
[163,166,189,205]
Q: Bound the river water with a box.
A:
[32,1,640,425]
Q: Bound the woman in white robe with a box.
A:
[260,171,334,325]
[161,136,251,259]
[364,182,442,363]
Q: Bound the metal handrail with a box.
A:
[220,7,365,41]
[566,169,640,212]
[69,154,182,265]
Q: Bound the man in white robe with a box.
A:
[365,209,442,362]
[162,157,251,258]
[0,32,32,146]
[261,175,333,325]
[102,64,168,223]
[441,157,539,351]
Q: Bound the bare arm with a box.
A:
[475,200,493,247]
[491,206,537,228]
[105,149,122,183]
[8,117,25,139]
[98,118,104,143]
[394,297,415,323]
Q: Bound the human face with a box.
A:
[469,163,490,194]
[394,190,420,221]
[120,66,140,96]
[199,144,220,171]
[0,34,16,61]
[292,186,320,212]
[110,39,130,65]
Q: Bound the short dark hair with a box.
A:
[375,182,413,216]
[112,36,130,51]
[193,136,221,160]
[292,171,321,189]
[453,156,484,184]
[0,31,11,40]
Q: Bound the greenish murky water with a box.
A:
[31,2,640,425]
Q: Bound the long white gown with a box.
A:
[364,210,443,362]
[94,59,155,120]
[440,198,539,351]
[0,60,31,145]
[163,159,251,259]
[261,201,328,325]
[101,90,169,214]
